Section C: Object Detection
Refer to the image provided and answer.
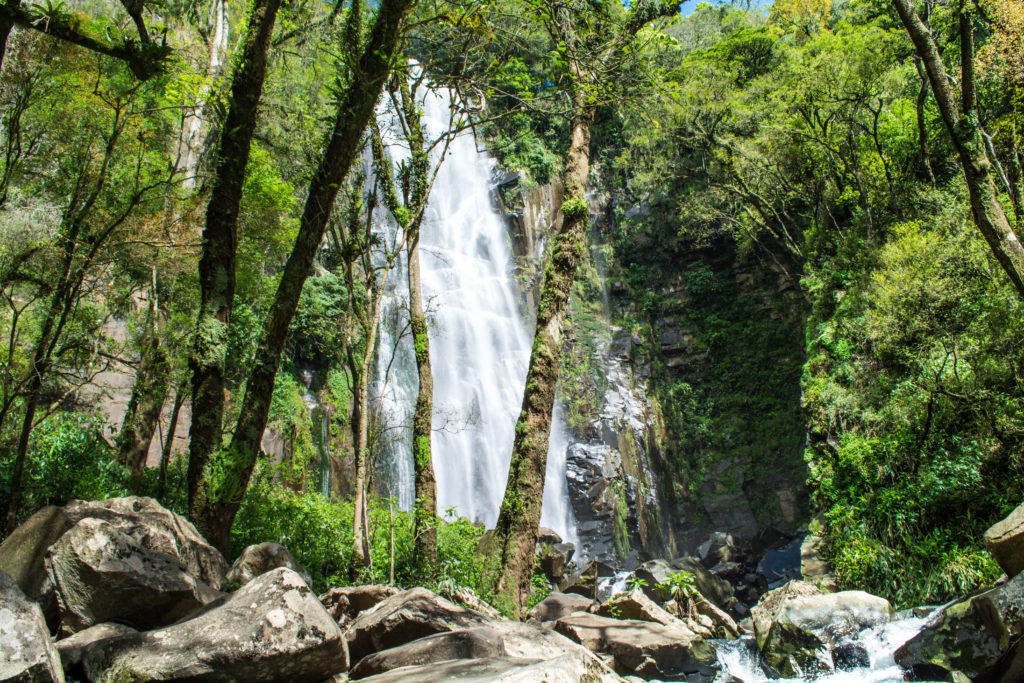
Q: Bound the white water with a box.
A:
[372,81,578,545]
[714,614,931,683]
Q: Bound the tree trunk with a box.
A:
[117,333,170,479]
[409,227,437,570]
[158,381,186,501]
[486,95,594,617]
[189,0,415,555]
[914,58,936,185]
[893,0,1024,298]
[186,0,280,534]
[351,291,384,574]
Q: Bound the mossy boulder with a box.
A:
[753,583,892,678]
[895,571,1024,681]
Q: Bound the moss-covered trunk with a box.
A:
[189,0,415,555]
[409,228,437,569]
[186,0,281,538]
[486,95,595,617]
[117,334,170,478]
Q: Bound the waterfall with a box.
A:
[371,81,578,545]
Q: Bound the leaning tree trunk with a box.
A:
[486,94,595,617]
[893,0,1024,299]
[408,225,437,570]
[158,381,187,500]
[117,333,170,479]
[186,0,280,528]
[189,0,415,554]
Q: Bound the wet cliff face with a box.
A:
[499,173,809,563]
[637,243,809,553]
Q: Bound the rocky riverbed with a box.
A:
[1,496,1022,682]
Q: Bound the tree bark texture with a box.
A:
[117,334,170,478]
[487,96,594,616]
[187,0,281,540]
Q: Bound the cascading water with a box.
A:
[713,612,934,683]
[371,81,578,545]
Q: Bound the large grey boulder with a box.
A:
[896,571,1024,681]
[750,579,822,650]
[537,542,575,583]
[344,587,488,664]
[554,612,718,681]
[984,502,1024,579]
[83,568,347,683]
[61,497,228,589]
[527,592,594,623]
[753,583,893,677]
[227,542,312,587]
[349,627,506,679]
[1,497,229,635]
[559,559,614,599]
[0,506,74,631]
[634,557,735,613]
[46,516,222,634]
[0,570,65,683]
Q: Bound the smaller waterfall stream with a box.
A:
[371,80,578,545]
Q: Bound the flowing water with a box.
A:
[371,82,578,545]
[713,613,933,683]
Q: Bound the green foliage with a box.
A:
[0,414,127,524]
[655,570,698,602]
[805,212,1022,607]
[232,475,492,596]
[626,575,649,591]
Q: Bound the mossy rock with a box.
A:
[895,572,1024,680]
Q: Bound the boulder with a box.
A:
[437,585,503,620]
[527,592,595,622]
[538,542,575,583]
[754,585,893,677]
[62,497,228,589]
[697,532,737,568]
[0,506,73,631]
[46,516,222,634]
[349,627,506,679]
[596,588,677,626]
[560,559,614,599]
[344,587,487,665]
[320,585,400,625]
[635,558,736,613]
[750,579,822,651]
[537,527,563,545]
[0,570,65,683]
[354,655,622,682]
[55,623,136,680]
[227,542,312,587]
[896,570,1024,681]
[83,568,347,683]
[693,595,740,639]
[1,496,228,635]
[555,612,718,681]
[984,502,1024,579]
